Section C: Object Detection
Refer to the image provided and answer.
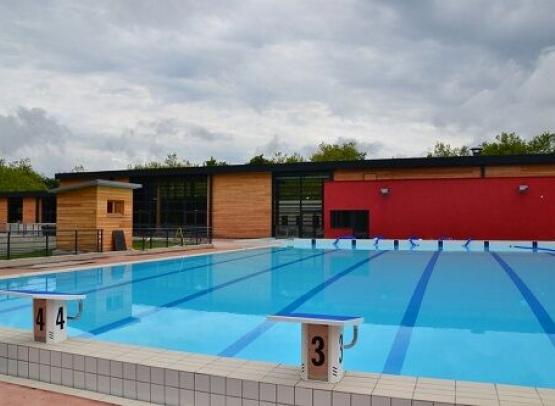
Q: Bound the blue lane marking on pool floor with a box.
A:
[219,250,389,357]
[491,252,555,348]
[0,247,291,316]
[383,250,441,374]
[86,249,334,336]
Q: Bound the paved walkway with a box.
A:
[0,239,278,278]
[0,381,112,405]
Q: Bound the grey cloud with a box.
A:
[0,107,69,153]
[0,1,554,175]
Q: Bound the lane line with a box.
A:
[219,250,389,357]
[383,250,441,374]
[86,249,335,336]
[491,252,555,348]
[0,247,290,316]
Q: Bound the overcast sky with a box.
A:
[1,1,554,175]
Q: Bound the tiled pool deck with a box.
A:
[1,326,554,406]
[0,242,554,405]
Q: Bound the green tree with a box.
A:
[204,156,228,166]
[248,154,272,165]
[525,132,555,153]
[310,141,366,162]
[270,152,305,163]
[427,142,471,157]
[0,158,51,192]
[481,133,529,155]
[129,153,193,169]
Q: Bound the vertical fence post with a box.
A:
[166,229,169,248]
[74,230,78,255]
[6,231,11,260]
[195,227,199,245]
[149,231,153,249]
[142,232,146,251]
[45,233,50,256]
[100,229,104,252]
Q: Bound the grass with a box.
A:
[0,249,54,260]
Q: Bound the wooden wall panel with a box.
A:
[95,186,133,251]
[56,187,98,251]
[56,185,133,252]
[0,198,7,224]
[22,197,37,223]
[485,164,555,178]
[334,167,482,181]
[212,172,272,238]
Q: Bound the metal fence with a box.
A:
[0,223,56,235]
[0,228,103,260]
[132,227,212,251]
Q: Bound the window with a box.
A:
[273,173,331,238]
[330,210,369,231]
[107,200,124,215]
[7,198,23,223]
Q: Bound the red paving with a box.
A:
[0,381,113,405]
[0,243,246,278]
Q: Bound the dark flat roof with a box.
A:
[0,190,51,198]
[55,153,555,180]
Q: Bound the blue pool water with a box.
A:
[1,247,554,388]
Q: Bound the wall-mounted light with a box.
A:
[470,146,483,156]
[380,187,390,196]
[518,184,529,193]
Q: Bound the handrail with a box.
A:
[344,325,359,349]
[409,237,420,247]
[332,235,356,247]
[373,236,383,247]
[463,238,473,248]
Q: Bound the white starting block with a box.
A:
[268,312,363,383]
[0,290,86,344]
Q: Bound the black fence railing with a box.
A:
[0,223,56,235]
[132,227,212,251]
[0,229,103,260]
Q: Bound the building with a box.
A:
[0,191,56,228]
[53,153,555,241]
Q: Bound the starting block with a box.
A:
[0,290,86,344]
[268,312,363,383]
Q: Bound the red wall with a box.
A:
[324,177,555,240]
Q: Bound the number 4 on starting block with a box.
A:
[0,290,86,344]
[268,312,363,383]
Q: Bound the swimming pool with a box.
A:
[1,247,554,389]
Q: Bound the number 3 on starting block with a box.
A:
[268,312,362,383]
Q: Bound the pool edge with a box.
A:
[0,327,552,406]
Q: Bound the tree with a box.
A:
[524,132,555,154]
[204,156,228,166]
[481,133,529,155]
[129,153,193,169]
[248,154,272,165]
[269,152,304,164]
[0,158,50,192]
[310,141,366,162]
[427,142,471,157]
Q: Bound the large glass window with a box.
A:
[41,196,57,223]
[7,197,22,223]
[131,176,208,230]
[273,173,330,238]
